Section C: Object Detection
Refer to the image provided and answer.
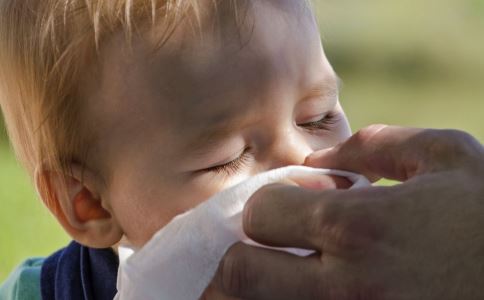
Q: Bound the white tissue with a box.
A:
[115,166,370,300]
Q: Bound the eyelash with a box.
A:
[204,147,252,175]
[299,112,340,131]
[204,113,340,175]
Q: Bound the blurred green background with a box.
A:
[1,0,483,281]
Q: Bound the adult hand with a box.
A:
[210,125,484,299]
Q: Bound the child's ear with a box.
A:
[35,164,123,248]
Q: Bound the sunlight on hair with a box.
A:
[0,0,247,203]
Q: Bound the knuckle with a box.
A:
[307,197,338,249]
[424,129,481,166]
[310,196,383,253]
[310,198,360,252]
[216,244,254,297]
[434,129,474,149]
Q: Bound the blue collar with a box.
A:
[41,241,118,300]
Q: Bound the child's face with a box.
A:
[83,0,351,247]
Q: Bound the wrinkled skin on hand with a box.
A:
[203,125,484,300]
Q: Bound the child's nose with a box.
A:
[266,131,313,170]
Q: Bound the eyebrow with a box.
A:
[303,75,341,101]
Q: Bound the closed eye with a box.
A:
[299,112,341,131]
[201,147,252,176]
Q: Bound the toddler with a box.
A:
[0,0,352,298]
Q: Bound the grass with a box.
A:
[1,0,483,282]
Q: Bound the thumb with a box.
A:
[304,124,464,182]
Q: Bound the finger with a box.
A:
[305,125,482,181]
[243,183,323,250]
[200,282,243,300]
[213,243,331,300]
[290,174,353,190]
[243,183,384,253]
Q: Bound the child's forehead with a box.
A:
[98,2,316,92]
[86,0,328,150]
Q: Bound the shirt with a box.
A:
[0,258,44,300]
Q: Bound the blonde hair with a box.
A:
[0,0,313,204]
[0,0,248,199]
